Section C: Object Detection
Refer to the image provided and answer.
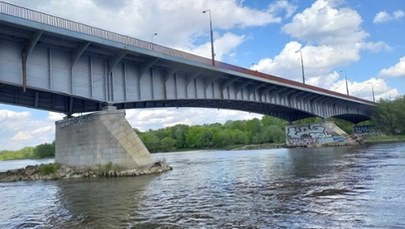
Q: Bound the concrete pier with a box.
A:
[285,122,350,147]
[55,107,153,168]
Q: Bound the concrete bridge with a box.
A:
[0,2,375,168]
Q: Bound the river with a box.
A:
[1,142,405,228]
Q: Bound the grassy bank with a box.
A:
[364,135,405,143]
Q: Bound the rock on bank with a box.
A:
[0,162,172,182]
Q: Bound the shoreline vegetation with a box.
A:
[0,142,55,161]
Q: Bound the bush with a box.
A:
[39,163,59,175]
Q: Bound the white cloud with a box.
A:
[306,71,340,89]
[373,10,405,23]
[282,0,367,45]
[379,56,405,78]
[374,11,390,23]
[267,0,297,19]
[394,10,405,19]
[331,77,399,101]
[48,112,65,122]
[360,41,392,53]
[183,32,246,61]
[126,108,261,131]
[252,41,360,85]
[252,0,394,97]
[0,108,57,150]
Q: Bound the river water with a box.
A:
[1,142,405,228]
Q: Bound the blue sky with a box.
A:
[1,0,404,150]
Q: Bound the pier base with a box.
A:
[55,108,153,168]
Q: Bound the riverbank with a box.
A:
[232,143,287,150]
[363,134,405,143]
[0,161,172,182]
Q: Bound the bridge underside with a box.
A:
[0,83,370,123]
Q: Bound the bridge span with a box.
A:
[0,1,375,124]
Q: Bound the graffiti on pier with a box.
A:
[56,114,94,129]
[286,123,332,146]
[353,125,378,135]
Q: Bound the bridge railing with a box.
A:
[0,1,213,66]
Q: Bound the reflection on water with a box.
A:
[1,143,405,228]
[54,176,155,228]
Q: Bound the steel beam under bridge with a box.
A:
[0,1,375,123]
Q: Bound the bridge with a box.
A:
[0,2,375,168]
[0,1,374,123]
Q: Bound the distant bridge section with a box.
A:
[0,1,375,123]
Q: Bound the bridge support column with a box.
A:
[55,107,153,168]
[285,121,351,147]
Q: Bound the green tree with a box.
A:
[185,126,203,148]
[172,124,189,148]
[195,128,215,148]
[33,142,55,158]
[267,125,286,143]
[0,146,35,160]
[230,129,249,145]
[261,115,287,129]
[160,137,177,151]
[331,118,353,135]
[224,120,247,131]
[213,129,232,147]
[139,132,160,152]
[373,96,405,134]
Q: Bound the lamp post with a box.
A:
[203,10,215,66]
[339,70,349,95]
[369,82,375,102]
[295,49,305,84]
[151,32,158,43]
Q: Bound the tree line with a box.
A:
[137,116,287,153]
[0,142,55,160]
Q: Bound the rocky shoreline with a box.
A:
[0,161,172,182]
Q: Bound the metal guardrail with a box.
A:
[0,1,212,65]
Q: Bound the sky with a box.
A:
[0,0,404,150]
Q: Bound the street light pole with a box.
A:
[295,49,305,84]
[203,10,215,66]
[151,32,158,43]
[370,82,375,102]
[339,70,349,95]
